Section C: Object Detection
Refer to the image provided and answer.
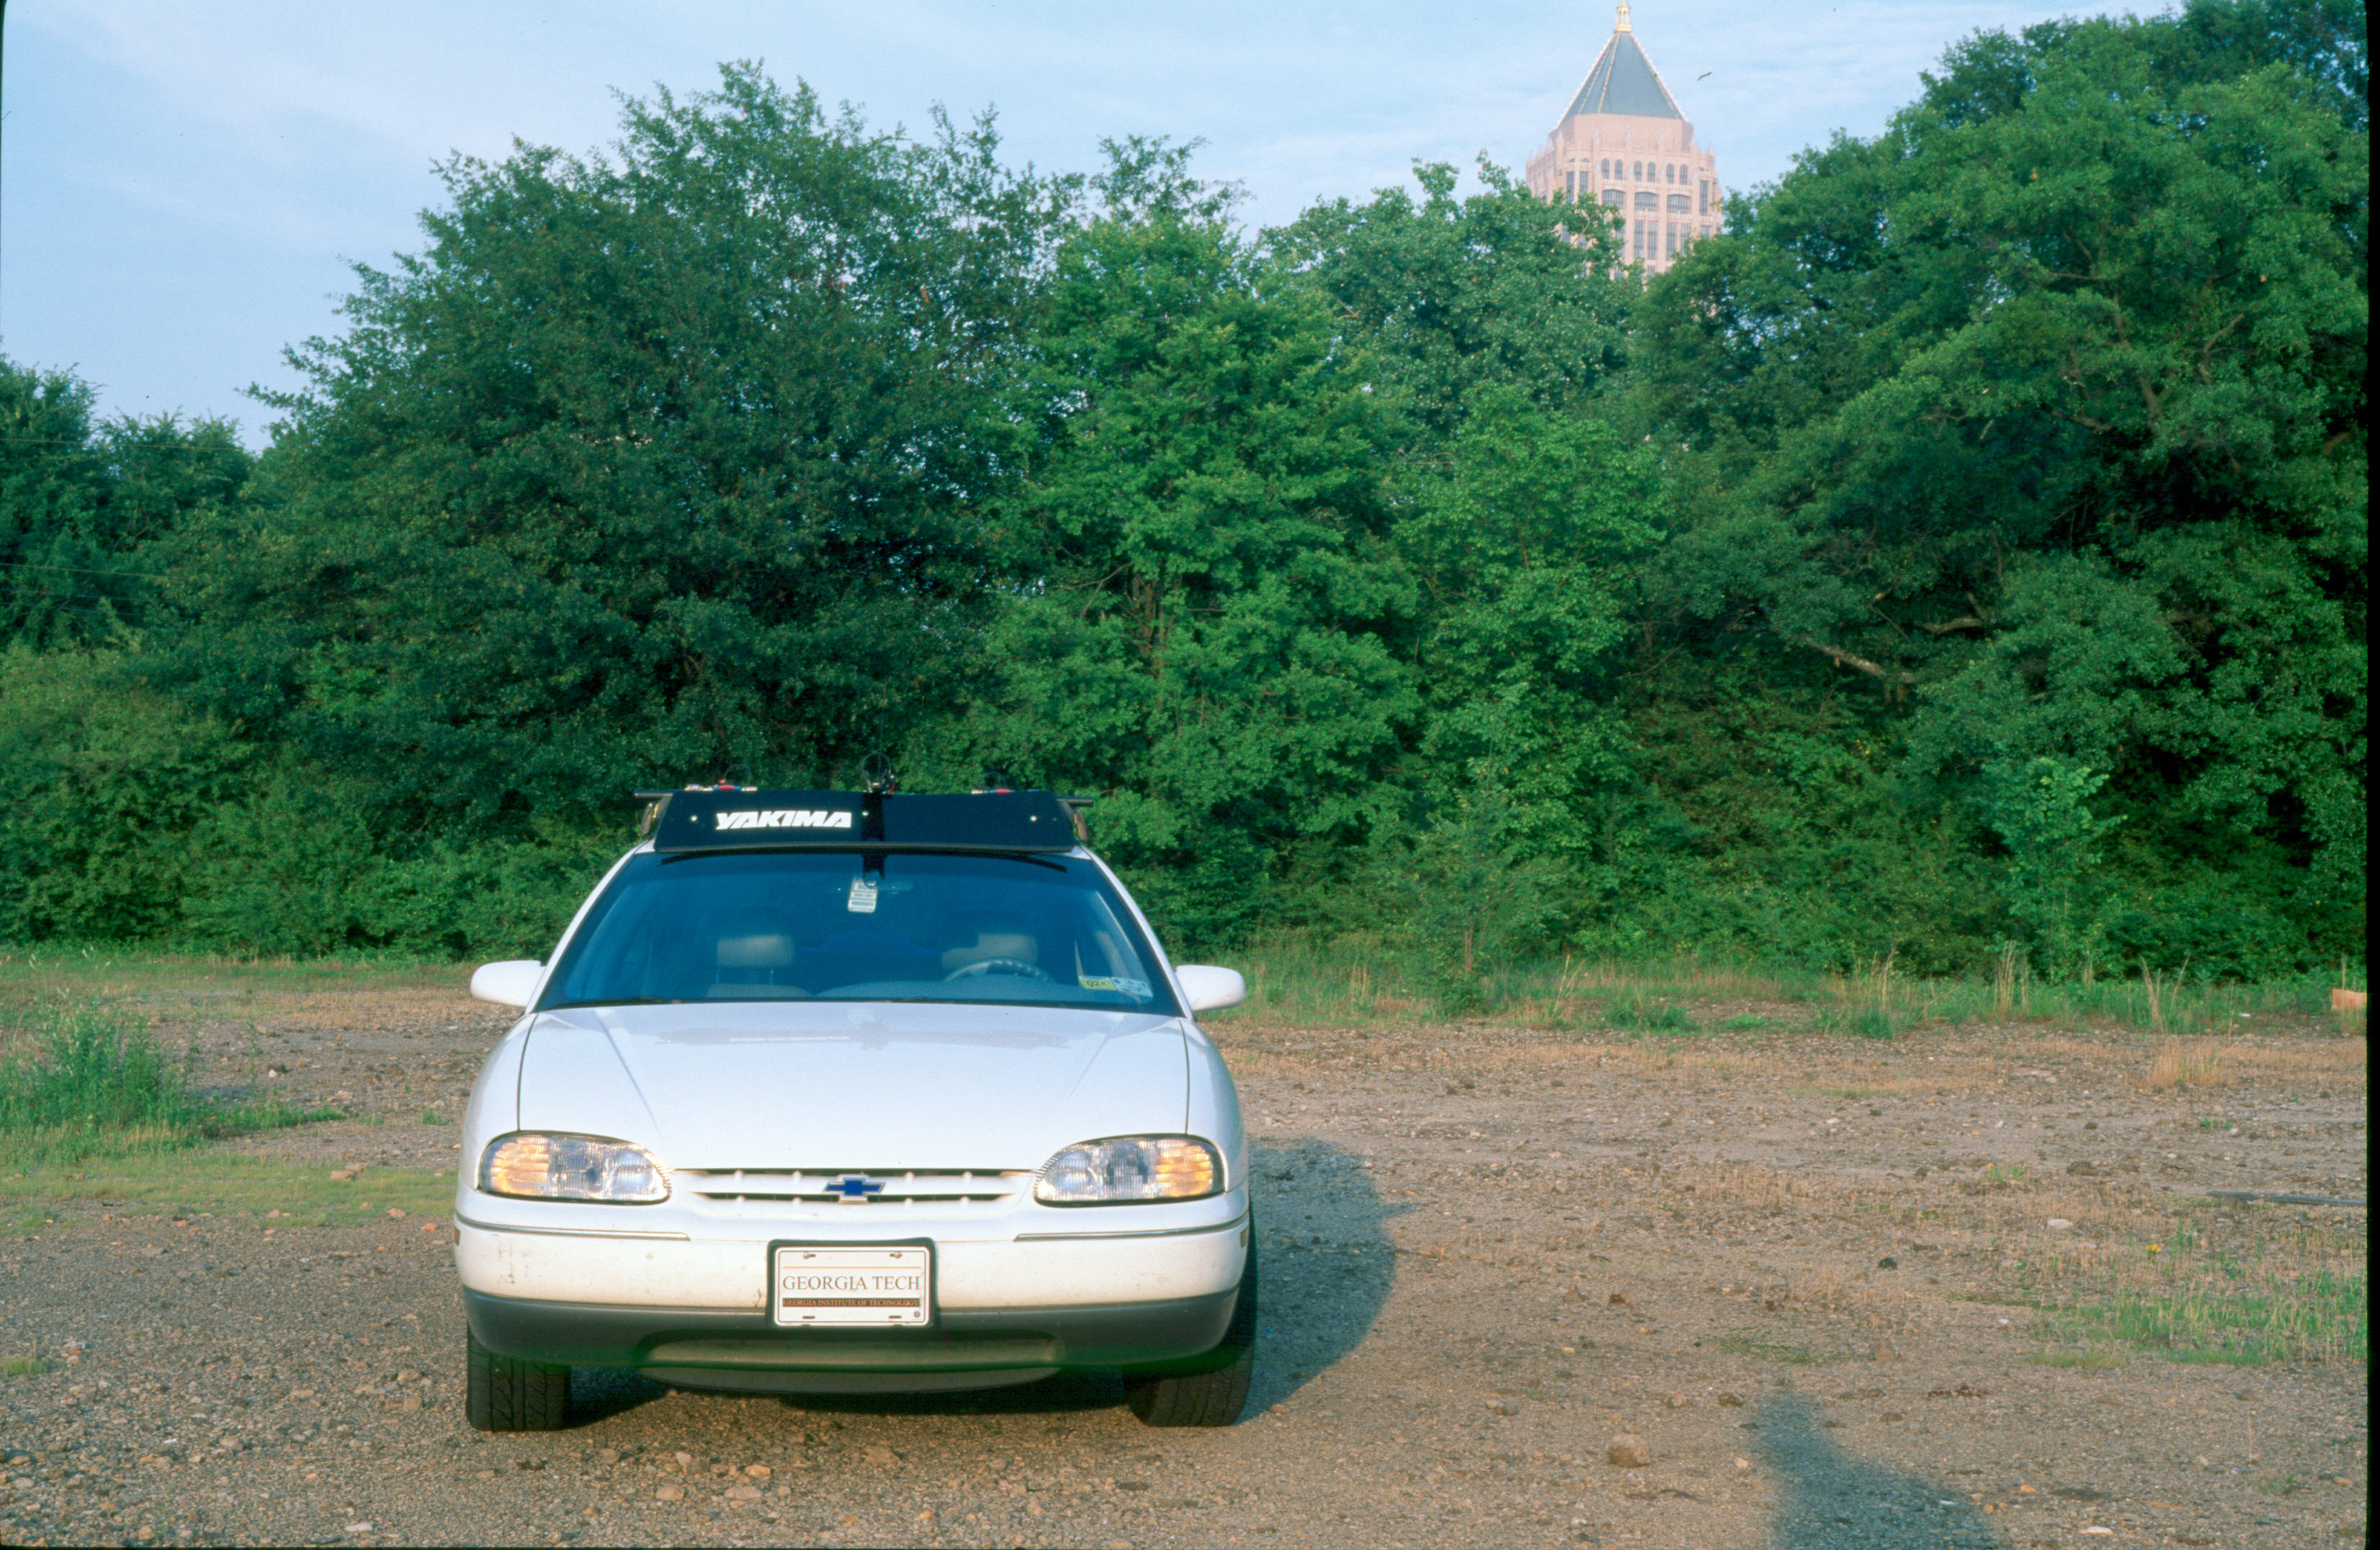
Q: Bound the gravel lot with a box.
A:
[0,982,2366,1548]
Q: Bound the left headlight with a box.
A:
[1034,1135,1222,1205]
[478,1132,669,1203]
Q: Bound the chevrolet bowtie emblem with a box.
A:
[826,1175,885,1203]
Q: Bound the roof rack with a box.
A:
[635,787,1092,854]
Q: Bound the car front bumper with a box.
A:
[462,1286,1243,1392]
[455,1201,1251,1391]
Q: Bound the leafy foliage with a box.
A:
[0,2,2363,976]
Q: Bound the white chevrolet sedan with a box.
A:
[453,788,1254,1430]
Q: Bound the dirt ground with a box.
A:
[0,980,2366,1549]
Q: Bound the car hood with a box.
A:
[514,1001,1189,1170]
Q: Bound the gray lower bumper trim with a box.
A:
[462,1285,1240,1374]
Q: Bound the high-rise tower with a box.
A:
[1525,3,1721,272]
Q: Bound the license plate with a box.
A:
[771,1245,931,1327]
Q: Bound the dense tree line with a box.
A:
[1,0,2363,981]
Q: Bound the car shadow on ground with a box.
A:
[1751,1389,2005,1549]
[563,1137,1402,1428]
[1243,1137,1403,1417]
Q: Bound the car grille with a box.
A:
[676,1169,1033,1211]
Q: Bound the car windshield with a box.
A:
[541,850,1181,1015]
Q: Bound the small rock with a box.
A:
[672,1451,692,1469]
[655,1483,684,1502]
[328,1170,354,1183]
[1717,1392,1745,1407]
[343,1524,373,1534]
[1606,1435,1652,1468]
[1607,1291,1632,1307]
[2067,1161,2100,1177]
[399,1394,421,1410]
[863,1444,897,1466]
[725,1484,763,1501]
[1877,1256,1897,1269]
[596,1448,620,1465]
[1882,1411,1905,1422]
[1485,1399,1518,1416]
[1663,1393,1691,1409]
[396,1370,421,1383]
[1874,1342,1902,1362]
[385,1208,407,1220]
[2046,1218,2075,1230]
[743,1463,770,1479]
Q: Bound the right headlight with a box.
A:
[478,1132,669,1203]
[1034,1135,1223,1205]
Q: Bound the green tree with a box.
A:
[1397,384,1663,892]
[1627,0,2366,969]
[153,66,1073,842]
[967,143,1415,945]
[1,358,249,647]
[1978,755,2124,975]
[1266,159,1632,439]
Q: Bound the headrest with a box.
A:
[706,909,798,969]
[717,932,795,969]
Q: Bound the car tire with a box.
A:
[465,1330,571,1432]
[1125,1232,1258,1427]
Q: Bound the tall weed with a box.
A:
[0,1003,328,1163]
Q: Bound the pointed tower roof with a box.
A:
[1565,2,1683,120]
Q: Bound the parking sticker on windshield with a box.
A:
[846,877,879,914]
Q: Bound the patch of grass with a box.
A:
[2028,1345,2126,1368]
[0,1155,456,1224]
[1714,1335,1836,1366]
[1719,1014,1771,1031]
[2064,1268,2367,1366]
[1979,1163,2031,1187]
[1,1356,55,1376]
[419,1111,448,1125]
[1604,993,1698,1034]
[0,1003,337,1164]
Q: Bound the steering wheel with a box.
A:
[943,957,1057,984]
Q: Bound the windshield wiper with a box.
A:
[539,996,686,1010]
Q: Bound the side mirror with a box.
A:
[470,960,545,1009]
[1173,965,1246,1013]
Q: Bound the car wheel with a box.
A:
[465,1330,571,1432]
[1125,1232,1258,1427]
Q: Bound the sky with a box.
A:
[1,0,2091,446]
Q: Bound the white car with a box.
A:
[451,787,1256,1430]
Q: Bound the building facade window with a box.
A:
[1699,180,1709,214]
[1601,189,1623,207]
[1668,193,1691,212]
[1634,189,1659,210]
[1632,161,1642,179]
[1601,158,1611,176]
